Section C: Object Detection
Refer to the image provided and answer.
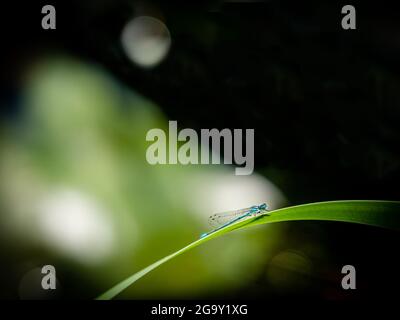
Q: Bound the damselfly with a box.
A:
[200,203,270,239]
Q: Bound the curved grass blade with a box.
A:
[97,200,400,300]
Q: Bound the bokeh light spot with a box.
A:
[121,16,171,68]
[36,189,115,264]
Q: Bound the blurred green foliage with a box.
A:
[0,56,284,298]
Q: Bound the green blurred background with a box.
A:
[0,56,287,299]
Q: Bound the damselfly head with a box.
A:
[259,203,268,211]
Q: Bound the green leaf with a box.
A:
[96,200,400,300]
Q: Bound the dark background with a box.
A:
[1,0,399,300]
